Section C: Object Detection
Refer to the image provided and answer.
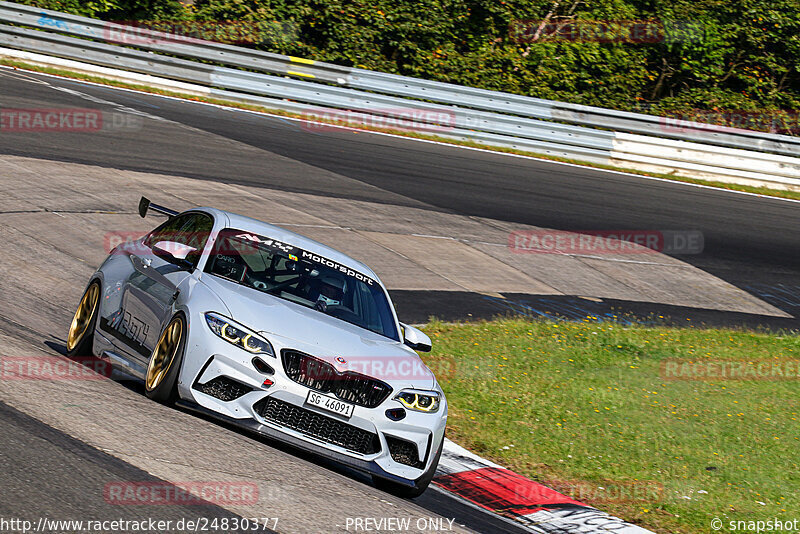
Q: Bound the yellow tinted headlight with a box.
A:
[205,313,275,357]
[394,390,440,413]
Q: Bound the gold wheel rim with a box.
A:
[146,318,182,391]
[67,284,99,351]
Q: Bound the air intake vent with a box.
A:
[253,397,381,455]
[386,436,426,469]
[195,376,252,401]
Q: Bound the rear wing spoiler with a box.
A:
[138,196,178,218]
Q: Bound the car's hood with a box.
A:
[201,275,434,389]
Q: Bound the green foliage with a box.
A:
[15,0,800,120]
[19,0,189,20]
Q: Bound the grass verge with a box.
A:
[421,317,800,533]
[2,57,799,202]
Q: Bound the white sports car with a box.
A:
[66,197,447,497]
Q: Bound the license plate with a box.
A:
[306,391,355,418]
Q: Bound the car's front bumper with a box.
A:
[177,398,441,488]
[177,314,448,485]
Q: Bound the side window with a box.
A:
[145,214,192,247]
[145,213,214,268]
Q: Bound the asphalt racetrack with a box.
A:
[0,68,798,533]
[2,69,798,326]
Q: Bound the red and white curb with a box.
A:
[433,440,653,533]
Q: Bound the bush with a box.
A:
[18,0,800,123]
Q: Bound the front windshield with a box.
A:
[205,229,399,341]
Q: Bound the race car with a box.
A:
[66,197,447,497]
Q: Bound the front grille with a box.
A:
[195,376,252,401]
[386,436,425,469]
[282,350,392,408]
[253,397,381,455]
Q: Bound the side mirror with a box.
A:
[400,322,432,352]
[153,241,196,269]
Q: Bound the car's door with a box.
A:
[112,212,213,364]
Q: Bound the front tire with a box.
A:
[66,281,100,357]
[145,313,186,404]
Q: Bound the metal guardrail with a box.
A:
[346,69,800,157]
[2,0,798,158]
[0,1,350,84]
[0,1,799,188]
[0,22,617,158]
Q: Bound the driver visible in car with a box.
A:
[310,276,346,312]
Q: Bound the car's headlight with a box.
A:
[394,390,441,413]
[204,312,275,357]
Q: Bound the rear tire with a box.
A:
[145,313,186,405]
[66,281,101,357]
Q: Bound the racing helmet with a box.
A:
[315,275,345,306]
